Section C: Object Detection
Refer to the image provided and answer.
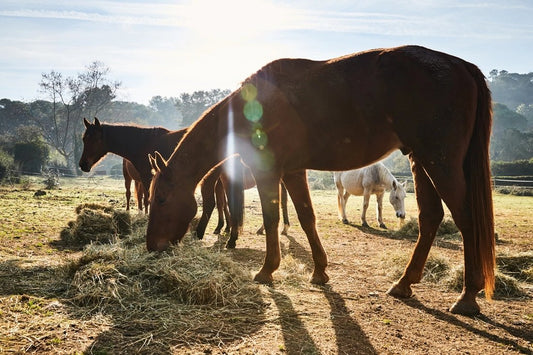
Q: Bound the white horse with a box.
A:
[334,162,406,228]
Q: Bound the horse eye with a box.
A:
[156,195,166,204]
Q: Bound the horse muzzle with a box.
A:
[396,212,406,219]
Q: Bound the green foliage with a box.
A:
[491,159,533,175]
[489,70,533,110]
[14,141,49,174]
[175,89,231,126]
[0,148,14,181]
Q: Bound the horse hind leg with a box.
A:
[425,162,487,315]
[387,156,443,298]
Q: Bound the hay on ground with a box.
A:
[497,252,533,282]
[394,217,460,239]
[60,204,132,246]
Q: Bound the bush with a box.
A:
[491,159,533,176]
[14,140,49,174]
[0,149,14,181]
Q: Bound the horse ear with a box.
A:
[84,117,90,128]
[392,180,397,190]
[149,151,167,174]
[94,117,101,127]
[154,151,168,170]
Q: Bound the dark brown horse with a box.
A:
[196,161,291,239]
[78,118,245,247]
[147,45,494,316]
[122,158,147,212]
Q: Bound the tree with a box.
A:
[35,62,120,172]
[175,89,231,126]
[488,70,533,110]
[13,125,49,174]
[492,103,528,133]
[148,96,182,128]
[516,104,533,130]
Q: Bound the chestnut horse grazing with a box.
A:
[123,158,147,212]
[334,162,406,228]
[78,118,244,247]
[147,45,494,316]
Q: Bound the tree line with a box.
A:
[1,62,532,180]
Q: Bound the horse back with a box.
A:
[239,45,481,173]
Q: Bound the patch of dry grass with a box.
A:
[382,250,530,299]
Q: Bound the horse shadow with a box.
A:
[396,297,533,354]
[342,221,463,252]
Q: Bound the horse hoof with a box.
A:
[254,271,273,285]
[449,299,481,316]
[225,240,236,249]
[342,219,349,224]
[380,223,387,229]
[213,228,221,235]
[362,222,370,228]
[386,282,412,298]
[310,271,329,285]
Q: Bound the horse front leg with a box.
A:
[336,181,348,223]
[376,191,386,229]
[124,176,132,211]
[387,156,443,298]
[253,173,282,284]
[283,170,329,284]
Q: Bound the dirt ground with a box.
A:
[0,177,531,354]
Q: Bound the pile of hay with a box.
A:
[62,208,266,351]
[382,251,530,299]
[394,217,460,239]
[60,203,132,245]
[497,252,533,283]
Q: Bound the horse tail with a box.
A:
[464,63,495,300]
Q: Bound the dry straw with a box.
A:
[60,206,268,351]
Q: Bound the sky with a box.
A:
[1,0,532,105]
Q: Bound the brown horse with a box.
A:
[78,118,245,248]
[196,161,291,239]
[147,45,494,316]
[122,158,147,212]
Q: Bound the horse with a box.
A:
[122,158,147,212]
[334,162,406,228]
[79,118,245,248]
[146,45,494,316]
[196,162,291,239]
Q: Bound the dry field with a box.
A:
[0,175,531,354]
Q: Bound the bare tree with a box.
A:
[35,62,121,171]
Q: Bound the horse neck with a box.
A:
[166,103,230,188]
[102,124,166,161]
[379,165,397,190]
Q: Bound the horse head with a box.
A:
[389,180,407,219]
[79,117,107,172]
[146,151,197,251]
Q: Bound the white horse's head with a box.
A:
[389,181,407,219]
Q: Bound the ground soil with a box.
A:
[0,177,531,354]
